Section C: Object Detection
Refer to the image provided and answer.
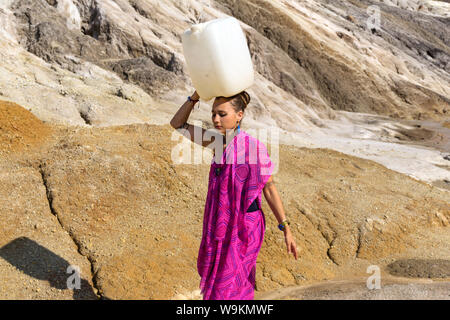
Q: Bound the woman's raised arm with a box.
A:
[170,91,199,129]
[170,91,216,149]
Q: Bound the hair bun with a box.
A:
[240,91,250,108]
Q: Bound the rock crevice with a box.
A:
[38,162,103,299]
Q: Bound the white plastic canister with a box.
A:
[181,17,254,101]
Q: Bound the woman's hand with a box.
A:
[284,228,298,260]
[191,90,200,101]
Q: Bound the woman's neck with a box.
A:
[213,129,240,157]
[224,128,239,147]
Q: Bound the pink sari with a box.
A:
[197,130,274,300]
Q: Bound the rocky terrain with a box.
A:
[0,0,449,299]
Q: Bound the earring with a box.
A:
[237,121,240,133]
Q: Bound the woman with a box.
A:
[170,90,298,300]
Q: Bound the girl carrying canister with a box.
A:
[170,91,298,300]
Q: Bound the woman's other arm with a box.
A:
[263,175,298,260]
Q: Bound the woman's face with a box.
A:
[211,97,243,136]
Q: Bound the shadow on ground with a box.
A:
[0,237,100,300]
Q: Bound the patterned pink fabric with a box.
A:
[197,130,274,300]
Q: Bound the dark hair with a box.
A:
[217,91,251,113]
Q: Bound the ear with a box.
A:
[237,110,244,122]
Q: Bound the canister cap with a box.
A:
[191,25,202,33]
